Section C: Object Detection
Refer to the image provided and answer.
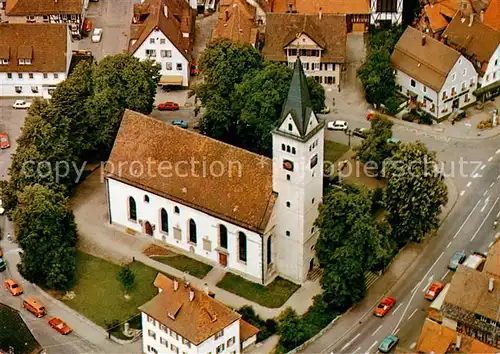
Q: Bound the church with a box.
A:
[105,59,325,285]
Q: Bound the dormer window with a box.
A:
[19,59,25,65]
[25,59,31,65]
[288,123,293,131]
[0,59,8,65]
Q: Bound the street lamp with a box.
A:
[345,128,352,146]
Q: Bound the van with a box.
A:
[23,298,46,318]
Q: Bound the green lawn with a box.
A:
[62,252,160,329]
[0,304,40,354]
[151,255,213,279]
[324,140,349,165]
[217,274,300,308]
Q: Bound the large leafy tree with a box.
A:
[13,184,78,290]
[385,141,448,245]
[276,307,306,349]
[358,49,396,106]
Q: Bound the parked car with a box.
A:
[48,317,72,335]
[378,335,399,353]
[374,297,396,317]
[0,257,6,272]
[91,28,103,43]
[448,251,467,271]
[319,106,330,114]
[83,19,92,33]
[190,60,199,76]
[425,282,444,300]
[352,127,369,139]
[0,198,4,215]
[5,279,23,296]
[327,120,348,131]
[12,100,31,109]
[0,132,10,149]
[157,101,180,111]
[169,119,188,129]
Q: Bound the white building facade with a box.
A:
[478,44,500,91]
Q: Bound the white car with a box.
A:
[12,100,31,109]
[91,28,103,43]
[327,120,348,131]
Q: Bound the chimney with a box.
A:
[189,288,195,301]
[319,7,322,20]
[204,283,209,295]
[225,9,229,22]
[173,279,179,291]
[455,335,461,351]
[480,10,484,22]
[421,35,426,46]
[164,5,168,18]
[489,278,495,292]
[469,13,473,26]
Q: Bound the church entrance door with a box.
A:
[145,221,153,236]
[218,253,227,267]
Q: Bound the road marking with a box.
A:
[481,197,490,212]
[341,333,361,351]
[446,241,452,248]
[441,270,450,281]
[422,275,434,292]
[409,342,417,350]
[393,303,403,315]
[460,190,465,196]
[411,282,419,293]
[394,328,400,336]
[407,308,418,320]
[497,174,500,180]
[496,149,500,154]
[467,181,472,187]
[471,197,499,241]
[372,325,383,336]
[483,190,489,196]
[453,199,482,239]
[473,173,480,178]
[491,182,495,188]
[488,156,493,162]
[497,210,500,218]
[352,347,361,354]
[480,164,486,170]
[368,341,378,352]
[489,241,494,248]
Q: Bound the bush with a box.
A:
[117,267,135,293]
[477,117,493,129]
[418,111,434,125]
[384,96,399,115]
[371,187,386,212]
[237,305,277,342]
[402,112,417,122]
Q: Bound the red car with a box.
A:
[48,317,72,335]
[374,297,396,317]
[425,282,444,300]
[83,19,92,32]
[190,60,199,76]
[0,132,10,149]
[157,101,180,111]
[5,279,23,296]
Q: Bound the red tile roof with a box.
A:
[484,0,500,30]
[5,0,82,15]
[212,0,259,46]
[271,0,370,14]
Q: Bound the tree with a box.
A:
[276,307,306,349]
[13,184,77,290]
[117,267,135,294]
[355,115,395,174]
[358,48,396,106]
[384,141,448,245]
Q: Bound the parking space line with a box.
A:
[483,190,489,196]
[407,308,418,320]
[488,156,493,162]
[368,341,378,352]
[341,333,361,351]
[466,181,472,187]
[392,303,403,315]
[460,190,465,196]
[446,241,452,248]
[491,182,495,187]
[372,325,383,336]
[453,199,481,238]
[471,197,499,241]
[441,270,450,281]
[496,149,500,154]
[394,328,400,335]
[481,165,486,170]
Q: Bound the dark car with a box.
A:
[352,127,369,139]
[0,257,6,272]
[169,119,188,129]
[448,251,466,271]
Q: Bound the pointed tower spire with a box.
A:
[278,58,314,138]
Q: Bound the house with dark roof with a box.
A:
[211,0,260,47]
[262,13,346,90]
[391,26,478,119]
[129,0,196,87]
[0,23,71,98]
[442,12,500,101]
[140,273,259,354]
[105,60,325,285]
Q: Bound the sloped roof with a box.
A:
[262,13,346,63]
[271,0,370,14]
[212,0,259,45]
[442,12,500,71]
[239,318,260,341]
[140,274,241,345]
[5,0,82,15]
[483,0,500,30]
[391,26,461,91]
[0,23,68,73]
[129,0,195,61]
[105,110,275,233]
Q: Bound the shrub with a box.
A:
[384,96,399,115]
[418,111,434,125]
[237,305,277,342]
[477,117,493,129]
[402,112,416,122]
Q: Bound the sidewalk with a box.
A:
[71,171,322,320]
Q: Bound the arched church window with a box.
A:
[238,232,247,262]
[189,219,197,244]
[128,197,137,221]
[292,147,296,154]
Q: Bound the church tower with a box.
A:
[272,59,325,284]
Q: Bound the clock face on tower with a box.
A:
[283,159,294,171]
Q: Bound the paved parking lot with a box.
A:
[0,99,28,180]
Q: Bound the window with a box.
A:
[286,230,290,237]
[147,315,154,323]
[238,232,247,262]
[160,324,167,332]
[147,346,158,354]
[313,63,320,71]
[25,59,31,65]
[182,338,191,348]
[470,78,475,87]
[452,73,456,81]
[303,62,309,70]
[7,73,12,79]
[150,38,155,44]
[286,201,290,208]
[286,145,290,152]
[174,206,180,214]
[219,224,228,249]
[462,68,467,76]
[422,85,427,93]
[160,337,168,346]
[461,81,466,91]
[170,344,179,354]
[42,15,49,22]
[410,79,416,88]
[486,74,490,81]
[128,197,137,221]
[292,147,296,154]
[281,143,285,151]
[15,86,22,93]
[494,72,497,79]
[160,50,172,57]
[312,198,315,204]
[216,344,225,354]
[266,237,272,265]
[288,123,293,131]
[160,38,166,44]
[148,330,156,339]
[166,62,172,70]
[144,195,150,203]
[176,63,183,71]
[331,64,336,71]
[442,90,447,99]
[31,86,38,93]
[43,73,48,79]
[310,154,318,168]
[496,59,498,66]
[160,208,168,233]
[215,329,224,339]
[170,329,179,340]
[18,73,23,79]
[286,174,291,181]
[146,49,157,57]
[189,219,197,244]
[54,73,59,79]
[311,227,315,234]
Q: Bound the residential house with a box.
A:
[2,0,87,35]
[105,60,325,285]
[0,23,71,98]
[369,0,404,26]
[391,26,477,120]
[440,239,500,348]
[211,0,259,47]
[129,0,196,87]
[262,13,346,89]
[140,273,259,354]
[442,12,500,101]
[417,0,473,39]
